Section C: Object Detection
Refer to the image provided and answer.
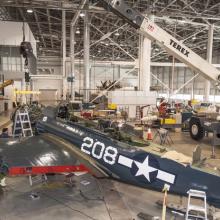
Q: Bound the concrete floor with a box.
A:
[1,111,220,219]
[1,174,186,220]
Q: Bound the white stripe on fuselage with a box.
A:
[118,155,133,168]
[157,170,175,184]
[117,155,175,184]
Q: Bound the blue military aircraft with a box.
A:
[1,107,220,209]
[35,112,220,208]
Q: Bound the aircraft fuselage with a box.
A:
[37,117,220,208]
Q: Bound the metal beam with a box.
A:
[35,9,61,21]
[173,73,200,95]
[62,10,67,99]
[70,0,87,100]
[151,73,170,91]
[84,10,90,102]
[71,0,87,27]
[139,34,151,92]
[33,10,46,48]
[91,24,135,60]
[0,3,105,12]
[204,24,214,101]
[47,9,54,48]
[74,24,127,56]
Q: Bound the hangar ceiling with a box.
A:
[0,0,220,62]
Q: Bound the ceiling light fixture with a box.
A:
[115,32,120,36]
[27,9,33,13]
[80,12,85,17]
[76,29,80,34]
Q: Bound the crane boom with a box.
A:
[101,0,220,84]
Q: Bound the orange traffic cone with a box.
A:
[147,128,153,140]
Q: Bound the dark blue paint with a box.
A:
[36,118,220,208]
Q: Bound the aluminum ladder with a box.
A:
[13,108,33,138]
[185,189,207,220]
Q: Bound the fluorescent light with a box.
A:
[76,29,80,34]
[115,32,120,36]
[80,12,85,17]
[27,9,33,13]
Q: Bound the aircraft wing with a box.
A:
[0,133,108,178]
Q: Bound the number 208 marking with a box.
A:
[81,137,118,165]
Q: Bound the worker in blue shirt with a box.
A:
[0,128,10,138]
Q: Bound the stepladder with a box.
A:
[186,189,207,220]
[13,108,33,138]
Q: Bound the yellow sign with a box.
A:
[14,90,41,95]
[108,103,117,110]
[160,118,176,125]
[191,99,199,105]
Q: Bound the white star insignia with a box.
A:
[134,156,157,182]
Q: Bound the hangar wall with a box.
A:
[36,55,220,102]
